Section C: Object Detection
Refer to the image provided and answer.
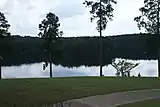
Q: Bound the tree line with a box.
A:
[0,33,158,67]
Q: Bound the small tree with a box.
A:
[0,12,10,79]
[38,12,63,78]
[111,59,139,77]
[134,0,160,77]
[83,0,117,76]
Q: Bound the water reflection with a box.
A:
[1,59,158,79]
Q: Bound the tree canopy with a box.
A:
[83,0,117,31]
[0,12,10,37]
[134,0,160,34]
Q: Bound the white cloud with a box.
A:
[0,0,145,37]
[52,0,86,19]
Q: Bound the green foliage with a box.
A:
[0,36,46,66]
[38,12,63,53]
[0,37,11,59]
[0,33,158,67]
[83,0,117,32]
[134,0,159,34]
[0,12,10,37]
[0,56,2,60]
[0,12,11,63]
[38,12,63,41]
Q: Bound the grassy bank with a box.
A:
[0,77,160,106]
[117,99,160,107]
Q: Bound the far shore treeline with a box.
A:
[0,33,159,67]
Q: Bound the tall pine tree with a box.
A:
[134,0,160,77]
[0,12,10,79]
[83,0,117,76]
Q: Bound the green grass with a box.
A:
[0,77,160,106]
[116,99,160,107]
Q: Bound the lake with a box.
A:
[1,59,158,79]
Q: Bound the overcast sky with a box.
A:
[0,0,145,37]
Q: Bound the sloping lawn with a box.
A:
[116,99,160,107]
[0,77,160,106]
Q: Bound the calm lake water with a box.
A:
[1,59,158,79]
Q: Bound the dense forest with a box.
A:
[0,33,158,67]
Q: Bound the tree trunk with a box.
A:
[99,0,103,76]
[157,0,160,77]
[158,60,160,77]
[158,48,160,77]
[121,71,125,77]
[49,51,52,78]
[127,71,130,77]
[99,31,103,76]
[116,72,120,77]
[0,63,1,79]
